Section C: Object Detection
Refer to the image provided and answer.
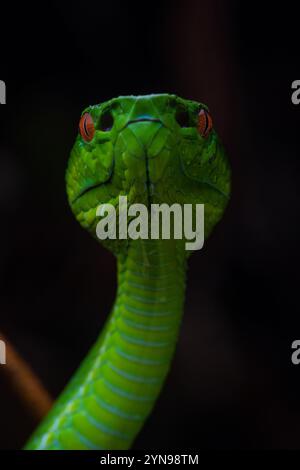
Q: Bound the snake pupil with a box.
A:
[83,118,89,137]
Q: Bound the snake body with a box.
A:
[25,94,231,450]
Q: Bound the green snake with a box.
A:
[25,94,231,450]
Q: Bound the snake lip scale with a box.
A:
[126,118,163,126]
[72,180,107,204]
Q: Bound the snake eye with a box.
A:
[99,110,114,131]
[79,113,95,142]
[197,109,213,138]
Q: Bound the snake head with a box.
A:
[66,94,231,254]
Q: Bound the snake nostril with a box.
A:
[169,97,191,128]
[168,96,178,108]
[99,110,114,131]
[175,109,190,128]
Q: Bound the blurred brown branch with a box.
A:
[0,332,53,422]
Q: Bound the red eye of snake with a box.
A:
[197,109,213,138]
[79,113,95,142]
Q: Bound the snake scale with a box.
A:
[25,94,231,450]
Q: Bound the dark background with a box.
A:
[0,0,299,449]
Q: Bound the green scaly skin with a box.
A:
[25,94,231,450]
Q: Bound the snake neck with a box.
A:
[102,238,187,444]
[114,238,187,334]
[25,239,187,450]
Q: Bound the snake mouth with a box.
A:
[126,118,162,127]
